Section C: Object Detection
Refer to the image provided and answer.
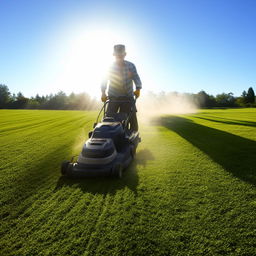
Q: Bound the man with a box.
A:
[101,44,142,131]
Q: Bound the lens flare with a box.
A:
[53,28,137,97]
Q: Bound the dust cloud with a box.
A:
[136,91,198,124]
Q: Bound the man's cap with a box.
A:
[113,44,126,55]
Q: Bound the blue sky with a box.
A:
[1,0,255,97]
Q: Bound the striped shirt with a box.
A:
[101,60,142,97]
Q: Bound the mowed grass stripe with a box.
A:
[1,109,256,255]
[0,110,72,131]
[0,112,92,141]
[0,111,95,219]
[2,192,107,255]
[0,111,94,170]
[190,109,256,141]
[0,110,104,256]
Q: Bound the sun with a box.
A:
[55,29,126,97]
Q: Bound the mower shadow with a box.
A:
[55,149,154,195]
[160,116,256,185]
[194,116,256,127]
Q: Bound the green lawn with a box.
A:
[0,108,256,256]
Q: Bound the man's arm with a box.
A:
[131,64,142,90]
[101,72,108,102]
[131,64,142,98]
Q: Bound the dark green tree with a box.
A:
[215,92,236,107]
[239,90,248,105]
[196,91,216,108]
[11,92,29,108]
[247,87,255,104]
[44,91,68,109]
[0,84,11,108]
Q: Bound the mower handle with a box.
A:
[96,96,137,125]
[105,95,136,103]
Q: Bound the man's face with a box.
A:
[114,53,126,64]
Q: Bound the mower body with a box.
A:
[61,99,140,178]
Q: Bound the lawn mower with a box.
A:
[61,97,141,178]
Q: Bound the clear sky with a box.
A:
[1,0,255,97]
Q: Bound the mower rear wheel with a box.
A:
[130,146,136,158]
[61,160,70,175]
[112,164,123,178]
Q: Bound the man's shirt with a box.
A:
[101,60,142,97]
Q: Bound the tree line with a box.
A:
[193,87,255,108]
[0,84,255,110]
[0,85,100,110]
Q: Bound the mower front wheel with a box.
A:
[61,161,70,175]
[66,163,74,177]
[112,164,123,178]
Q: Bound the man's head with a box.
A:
[113,44,126,63]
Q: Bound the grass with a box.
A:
[0,108,256,255]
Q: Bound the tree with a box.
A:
[195,90,216,108]
[44,91,68,109]
[27,98,40,109]
[0,84,11,108]
[67,92,77,110]
[215,92,236,107]
[241,90,248,104]
[247,87,255,104]
[11,92,29,108]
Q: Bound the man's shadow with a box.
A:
[160,116,256,185]
[55,149,154,195]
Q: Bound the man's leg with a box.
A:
[106,101,119,117]
[130,112,138,131]
[119,101,131,114]
[119,101,138,132]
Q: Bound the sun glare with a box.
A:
[54,29,135,97]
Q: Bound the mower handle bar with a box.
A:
[96,96,137,125]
